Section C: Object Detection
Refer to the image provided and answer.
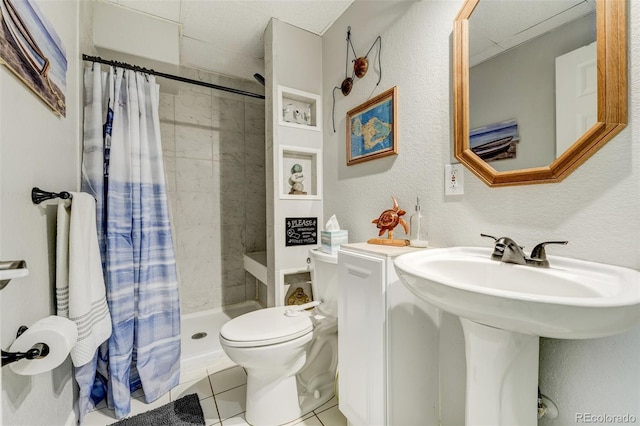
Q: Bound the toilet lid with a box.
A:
[220,306,313,347]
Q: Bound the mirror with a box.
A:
[470,1,597,172]
[453,0,627,186]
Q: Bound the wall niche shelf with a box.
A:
[283,270,313,306]
[279,145,322,200]
[278,86,321,131]
[278,267,313,307]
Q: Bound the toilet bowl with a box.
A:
[219,249,338,426]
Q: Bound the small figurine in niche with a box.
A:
[284,103,312,125]
[368,196,410,246]
[283,103,294,123]
[287,287,311,306]
[288,163,307,195]
[303,106,312,126]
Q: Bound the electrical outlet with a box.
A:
[445,164,464,195]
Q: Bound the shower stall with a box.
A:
[157,67,267,375]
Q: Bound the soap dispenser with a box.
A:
[409,197,429,247]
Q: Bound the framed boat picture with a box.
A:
[469,119,519,162]
[0,0,67,116]
[346,86,398,166]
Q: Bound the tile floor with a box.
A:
[82,363,347,426]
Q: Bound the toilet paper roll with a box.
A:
[8,316,78,376]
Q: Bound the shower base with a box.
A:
[180,300,261,383]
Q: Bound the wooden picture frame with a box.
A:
[346,86,398,166]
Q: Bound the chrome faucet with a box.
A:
[481,234,568,267]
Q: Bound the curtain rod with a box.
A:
[82,54,265,100]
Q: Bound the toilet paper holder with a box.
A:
[1,326,50,367]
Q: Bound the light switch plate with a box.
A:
[445,164,464,195]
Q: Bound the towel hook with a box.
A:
[31,187,72,205]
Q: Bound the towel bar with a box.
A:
[0,260,28,290]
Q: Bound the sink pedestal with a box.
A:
[461,319,539,426]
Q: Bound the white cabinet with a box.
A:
[338,249,385,425]
[338,243,440,426]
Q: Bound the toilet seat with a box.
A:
[220,306,313,348]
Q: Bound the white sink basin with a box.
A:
[394,247,640,339]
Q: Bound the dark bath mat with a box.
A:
[108,393,204,426]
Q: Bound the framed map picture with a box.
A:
[346,86,397,166]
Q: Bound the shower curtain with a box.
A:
[78,63,181,421]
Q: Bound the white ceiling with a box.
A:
[98,0,596,79]
[468,0,596,66]
[102,0,354,80]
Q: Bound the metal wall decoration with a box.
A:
[332,27,382,132]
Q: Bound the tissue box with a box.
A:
[321,230,348,254]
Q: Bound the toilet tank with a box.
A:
[309,249,338,317]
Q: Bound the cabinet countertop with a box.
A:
[340,242,430,259]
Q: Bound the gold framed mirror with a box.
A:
[453,0,627,187]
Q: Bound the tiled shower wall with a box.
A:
[158,68,266,314]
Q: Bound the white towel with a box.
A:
[56,192,112,367]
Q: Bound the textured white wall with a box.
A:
[93,2,180,67]
[323,0,640,424]
[0,1,83,424]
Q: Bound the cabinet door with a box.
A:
[338,251,385,426]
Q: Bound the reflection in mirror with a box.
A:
[468,1,596,172]
[453,0,627,187]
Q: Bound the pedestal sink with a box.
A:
[394,247,640,426]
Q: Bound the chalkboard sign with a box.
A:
[285,217,318,247]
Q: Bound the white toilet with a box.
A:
[219,249,339,426]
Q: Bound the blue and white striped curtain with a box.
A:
[79,63,180,421]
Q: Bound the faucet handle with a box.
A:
[530,241,568,266]
[480,234,504,260]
